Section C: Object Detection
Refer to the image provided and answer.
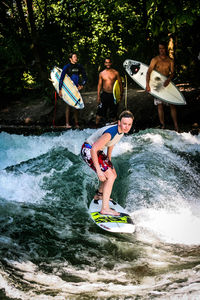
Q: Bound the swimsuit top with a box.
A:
[86,124,123,149]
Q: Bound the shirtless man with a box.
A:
[96,58,123,126]
[146,42,179,132]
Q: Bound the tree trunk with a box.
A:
[26,0,48,85]
[15,0,30,39]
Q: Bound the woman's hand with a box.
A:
[96,169,107,182]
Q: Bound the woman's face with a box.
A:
[118,117,133,134]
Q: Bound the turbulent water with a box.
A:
[0,128,200,300]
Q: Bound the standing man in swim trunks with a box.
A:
[59,53,87,128]
[81,110,134,216]
[146,41,179,132]
[96,57,123,127]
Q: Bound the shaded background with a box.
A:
[0,0,200,99]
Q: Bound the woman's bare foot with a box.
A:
[100,209,120,216]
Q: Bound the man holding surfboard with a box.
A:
[59,53,87,128]
[96,58,123,126]
[146,42,179,132]
[81,110,134,216]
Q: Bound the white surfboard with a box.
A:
[50,66,84,109]
[89,199,135,233]
[123,59,186,105]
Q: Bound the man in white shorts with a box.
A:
[146,41,179,131]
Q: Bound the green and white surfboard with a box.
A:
[88,199,135,233]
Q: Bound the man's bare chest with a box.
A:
[102,71,117,82]
[155,60,170,75]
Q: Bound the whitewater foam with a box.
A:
[133,204,200,245]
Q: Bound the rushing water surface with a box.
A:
[0,128,200,300]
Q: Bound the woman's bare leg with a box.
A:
[100,168,119,216]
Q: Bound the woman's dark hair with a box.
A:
[119,110,134,121]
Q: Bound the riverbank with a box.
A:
[0,84,199,135]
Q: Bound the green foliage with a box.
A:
[0,0,199,98]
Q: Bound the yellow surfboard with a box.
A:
[113,80,121,104]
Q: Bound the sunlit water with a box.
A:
[0,129,200,299]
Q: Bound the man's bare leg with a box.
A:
[65,105,71,128]
[157,103,165,128]
[170,104,179,132]
[74,109,79,128]
[95,115,101,127]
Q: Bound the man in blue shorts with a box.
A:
[81,110,134,216]
[96,58,123,127]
